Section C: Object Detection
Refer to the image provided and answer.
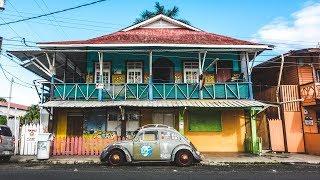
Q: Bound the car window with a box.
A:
[0,126,12,136]
[143,131,158,141]
[160,131,181,141]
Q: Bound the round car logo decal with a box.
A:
[140,145,153,157]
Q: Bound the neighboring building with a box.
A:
[9,15,272,154]
[0,101,28,119]
[252,48,320,155]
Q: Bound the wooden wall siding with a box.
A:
[281,61,299,85]
[298,66,314,85]
[253,86,278,118]
[304,133,320,155]
[280,85,300,112]
[268,119,285,152]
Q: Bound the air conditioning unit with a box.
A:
[0,0,5,10]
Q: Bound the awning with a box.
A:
[41,99,268,108]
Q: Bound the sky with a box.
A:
[0,0,319,106]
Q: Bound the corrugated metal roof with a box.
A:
[41,100,267,108]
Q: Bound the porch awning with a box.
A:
[41,99,268,108]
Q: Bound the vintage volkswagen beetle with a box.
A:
[100,124,202,166]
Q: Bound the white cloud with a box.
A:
[253,2,320,53]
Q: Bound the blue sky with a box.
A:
[0,0,319,105]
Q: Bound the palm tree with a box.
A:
[134,2,190,25]
[21,105,40,124]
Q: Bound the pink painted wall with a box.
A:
[283,112,305,153]
[268,119,285,152]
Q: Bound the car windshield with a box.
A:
[132,128,140,139]
[0,126,12,136]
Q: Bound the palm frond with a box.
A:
[166,6,179,18]
[176,18,191,25]
[154,2,165,14]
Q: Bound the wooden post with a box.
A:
[250,109,259,154]
[98,52,104,101]
[245,52,253,100]
[178,108,186,135]
[148,51,153,100]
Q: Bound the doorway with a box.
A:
[67,113,84,136]
[152,58,174,83]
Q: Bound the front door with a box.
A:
[67,114,83,136]
[133,130,160,161]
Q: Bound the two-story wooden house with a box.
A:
[9,15,272,154]
[253,48,320,155]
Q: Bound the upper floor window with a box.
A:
[183,62,199,83]
[95,62,111,84]
[127,62,143,83]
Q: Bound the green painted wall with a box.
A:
[86,50,240,74]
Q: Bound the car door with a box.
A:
[159,130,181,160]
[133,130,160,161]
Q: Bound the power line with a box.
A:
[0,0,109,26]
[7,1,42,42]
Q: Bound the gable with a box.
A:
[122,14,201,32]
[141,19,183,29]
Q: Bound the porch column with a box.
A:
[148,51,153,100]
[98,52,104,101]
[245,52,253,100]
[48,53,56,100]
[119,106,126,139]
[198,51,207,99]
[250,108,259,154]
[178,108,186,135]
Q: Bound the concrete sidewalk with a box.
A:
[10,152,320,165]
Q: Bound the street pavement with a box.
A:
[0,162,320,180]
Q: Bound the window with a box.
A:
[184,62,199,83]
[189,110,222,132]
[143,131,158,141]
[95,62,111,84]
[316,70,320,82]
[0,126,12,136]
[160,131,181,141]
[127,62,143,83]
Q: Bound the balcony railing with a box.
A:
[52,82,250,101]
[300,82,320,105]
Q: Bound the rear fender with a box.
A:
[101,145,132,162]
[171,144,195,162]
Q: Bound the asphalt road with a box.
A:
[0,163,320,180]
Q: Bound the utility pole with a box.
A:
[0,0,5,11]
[6,78,13,121]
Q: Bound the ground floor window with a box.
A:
[152,112,175,127]
[188,109,222,132]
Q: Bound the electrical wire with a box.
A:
[0,0,110,26]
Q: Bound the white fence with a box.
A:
[19,124,42,155]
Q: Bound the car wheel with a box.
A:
[175,150,193,167]
[0,156,11,163]
[107,150,125,166]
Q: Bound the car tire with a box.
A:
[0,156,11,163]
[175,150,193,167]
[107,150,125,166]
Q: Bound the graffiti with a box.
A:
[140,145,153,157]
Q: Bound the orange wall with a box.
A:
[302,107,319,133]
[304,133,320,155]
[185,110,245,152]
[283,112,305,153]
[268,119,285,152]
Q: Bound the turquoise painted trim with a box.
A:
[52,82,250,100]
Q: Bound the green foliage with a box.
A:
[21,105,40,124]
[134,2,190,25]
[0,115,7,125]
[0,98,7,102]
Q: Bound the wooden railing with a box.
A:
[300,82,320,105]
[52,82,251,101]
[52,136,119,156]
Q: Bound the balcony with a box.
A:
[300,82,320,106]
[51,82,250,101]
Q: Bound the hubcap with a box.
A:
[180,153,189,164]
[109,153,121,165]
